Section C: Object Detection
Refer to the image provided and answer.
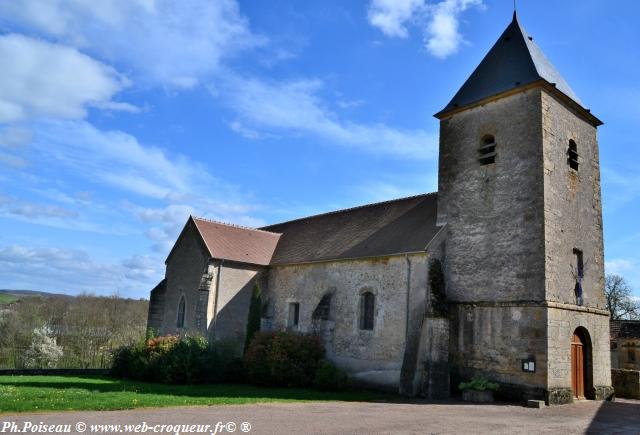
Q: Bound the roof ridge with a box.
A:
[261,192,437,229]
[192,216,281,235]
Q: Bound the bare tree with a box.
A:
[1,293,148,369]
[605,274,640,320]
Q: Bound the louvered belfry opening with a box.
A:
[568,139,579,171]
[478,135,497,165]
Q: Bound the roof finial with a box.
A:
[513,0,517,19]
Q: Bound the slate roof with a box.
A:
[438,12,584,117]
[261,193,440,266]
[191,217,281,266]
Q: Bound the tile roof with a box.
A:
[261,193,440,265]
[191,217,281,266]
[437,12,586,117]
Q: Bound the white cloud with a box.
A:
[0,192,128,234]
[127,200,265,255]
[228,120,267,140]
[605,259,634,275]
[31,120,208,199]
[0,244,162,297]
[0,0,264,88]
[0,195,77,219]
[222,76,438,160]
[354,172,438,203]
[337,99,365,110]
[368,0,424,38]
[0,34,130,123]
[121,254,161,282]
[425,0,482,58]
[0,120,261,247]
[367,0,483,58]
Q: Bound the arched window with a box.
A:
[567,139,579,171]
[177,295,186,328]
[360,292,375,330]
[478,135,496,166]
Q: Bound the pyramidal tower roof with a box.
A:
[437,12,593,120]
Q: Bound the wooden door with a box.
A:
[571,332,585,399]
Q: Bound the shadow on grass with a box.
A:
[0,375,399,403]
[1,375,529,409]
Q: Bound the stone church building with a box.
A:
[147,14,613,404]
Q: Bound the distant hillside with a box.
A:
[0,289,71,298]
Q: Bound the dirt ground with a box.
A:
[2,399,639,434]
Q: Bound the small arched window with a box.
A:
[478,135,496,165]
[177,295,186,328]
[360,292,375,330]
[567,139,579,171]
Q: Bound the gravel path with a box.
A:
[2,399,639,434]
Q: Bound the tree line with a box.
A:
[0,294,148,369]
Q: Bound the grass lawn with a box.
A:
[0,294,18,304]
[0,375,397,413]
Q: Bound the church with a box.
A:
[147,13,613,404]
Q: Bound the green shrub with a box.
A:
[200,341,243,384]
[223,357,246,383]
[313,360,349,391]
[244,331,325,388]
[111,334,240,384]
[111,340,148,380]
[458,377,499,392]
[148,335,208,384]
[243,332,271,384]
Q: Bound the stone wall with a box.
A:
[208,261,263,347]
[541,90,605,309]
[437,89,546,303]
[420,317,450,399]
[264,253,430,391]
[449,303,548,401]
[158,221,265,352]
[540,89,611,402]
[617,339,640,370]
[147,279,166,334]
[161,222,209,335]
[612,369,640,399]
[547,306,611,401]
[438,86,611,402]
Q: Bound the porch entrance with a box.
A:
[571,329,588,399]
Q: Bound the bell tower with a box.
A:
[435,13,612,403]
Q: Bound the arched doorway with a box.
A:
[571,327,592,399]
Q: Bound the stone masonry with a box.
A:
[148,14,612,402]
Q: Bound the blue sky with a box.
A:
[0,0,638,299]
